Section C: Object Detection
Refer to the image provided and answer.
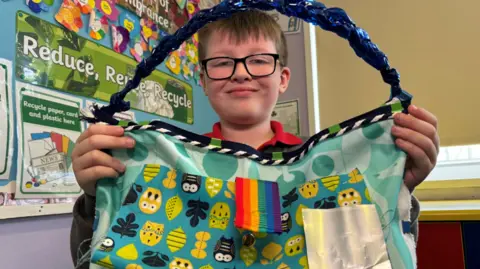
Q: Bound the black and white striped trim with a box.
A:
[80,100,410,166]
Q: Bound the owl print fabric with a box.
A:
[90,164,372,269]
[76,0,418,267]
[88,101,417,269]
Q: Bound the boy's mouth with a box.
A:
[226,87,258,97]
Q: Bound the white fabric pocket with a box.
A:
[303,205,391,269]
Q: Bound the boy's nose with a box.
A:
[231,62,252,82]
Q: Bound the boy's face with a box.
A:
[201,30,290,125]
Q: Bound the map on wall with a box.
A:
[272,100,301,136]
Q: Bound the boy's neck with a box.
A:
[219,119,275,149]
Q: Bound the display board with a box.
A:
[0,0,217,219]
[0,0,301,220]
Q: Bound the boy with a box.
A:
[70,10,439,268]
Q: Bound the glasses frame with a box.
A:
[201,53,280,80]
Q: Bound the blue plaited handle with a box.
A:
[88,0,411,124]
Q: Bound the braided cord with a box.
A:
[91,0,411,123]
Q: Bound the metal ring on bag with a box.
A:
[242,232,256,247]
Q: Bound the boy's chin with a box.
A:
[223,111,269,125]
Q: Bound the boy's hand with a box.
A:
[391,105,440,192]
[72,125,136,196]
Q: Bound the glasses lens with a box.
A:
[245,54,276,76]
[206,58,235,79]
[205,54,277,79]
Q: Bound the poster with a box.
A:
[272,99,301,136]
[0,59,13,180]
[15,82,84,198]
[266,11,302,34]
[15,11,194,124]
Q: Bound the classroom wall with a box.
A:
[0,2,310,268]
[0,214,74,269]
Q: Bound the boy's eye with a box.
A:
[248,58,268,64]
[248,55,273,64]
[209,59,233,67]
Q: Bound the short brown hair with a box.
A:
[197,10,288,66]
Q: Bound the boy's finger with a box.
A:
[76,125,125,144]
[73,150,125,173]
[408,105,438,130]
[408,105,441,152]
[72,135,135,158]
[75,166,120,196]
[394,113,439,151]
[396,138,433,175]
[392,126,437,164]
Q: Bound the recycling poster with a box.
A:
[15,82,83,198]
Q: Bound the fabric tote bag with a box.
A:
[79,0,417,268]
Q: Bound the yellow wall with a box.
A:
[315,0,479,146]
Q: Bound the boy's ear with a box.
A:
[279,66,291,94]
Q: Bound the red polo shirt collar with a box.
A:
[204,121,303,150]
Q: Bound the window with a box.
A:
[426,144,480,181]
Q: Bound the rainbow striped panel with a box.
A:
[234,177,282,233]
